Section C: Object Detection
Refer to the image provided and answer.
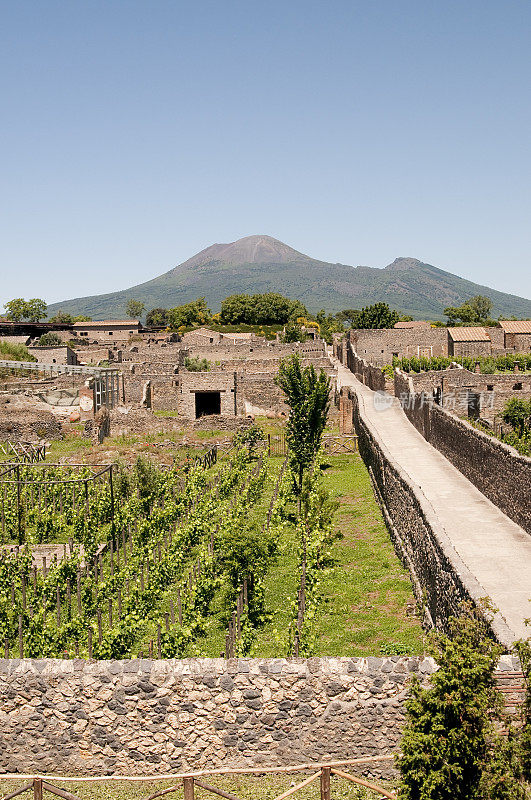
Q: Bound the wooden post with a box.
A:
[177,589,182,625]
[56,585,61,627]
[320,766,331,800]
[88,627,93,658]
[77,570,82,614]
[97,609,102,644]
[157,624,162,658]
[170,600,175,625]
[33,777,43,800]
[18,614,23,657]
[183,778,194,800]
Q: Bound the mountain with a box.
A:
[47,235,531,321]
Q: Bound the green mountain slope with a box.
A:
[46,235,531,321]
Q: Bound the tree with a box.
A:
[4,298,47,322]
[444,295,493,326]
[126,299,145,319]
[47,312,92,324]
[397,603,508,800]
[37,332,62,347]
[336,309,361,327]
[316,310,345,343]
[353,302,400,329]
[502,399,531,437]
[145,308,169,327]
[167,298,211,328]
[25,298,47,322]
[220,293,308,325]
[276,354,330,496]
[281,322,307,343]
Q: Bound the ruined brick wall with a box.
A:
[0,655,439,775]
[450,340,492,359]
[0,407,63,441]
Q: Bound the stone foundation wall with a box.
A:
[0,656,439,775]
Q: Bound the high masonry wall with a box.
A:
[345,386,516,646]
[393,372,531,536]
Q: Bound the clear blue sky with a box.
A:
[1,0,530,308]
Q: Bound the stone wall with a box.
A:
[404,367,531,424]
[346,386,516,647]
[345,345,386,391]
[393,373,531,535]
[348,328,448,364]
[0,655,439,775]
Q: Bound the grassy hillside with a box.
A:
[46,235,531,321]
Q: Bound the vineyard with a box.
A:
[0,424,364,661]
[385,351,531,376]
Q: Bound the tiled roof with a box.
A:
[448,326,491,342]
[498,320,531,334]
[73,320,139,327]
[394,320,430,329]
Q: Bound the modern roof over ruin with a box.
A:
[448,326,491,342]
[73,320,140,327]
[498,320,531,334]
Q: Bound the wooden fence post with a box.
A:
[183,777,195,800]
[320,766,331,800]
[33,777,43,800]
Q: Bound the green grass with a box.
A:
[312,455,424,655]
[0,775,394,800]
[252,453,424,657]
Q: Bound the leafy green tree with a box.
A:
[37,332,62,346]
[25,298,47,322]
[126,299,145,319]
[145,307,169,327]
[220,292,307,325]
[336,309,361,327]
[444,295,493,325]
[281,322,307,343]
[502,399,531,437]
[168,298,211,328]
[4,298,47,322]
[276,354,330,495]
[4,298,27,321]
[316,310,345,343]
[353,302,400,329]
[397,603,525,800]
[183,356,211,372]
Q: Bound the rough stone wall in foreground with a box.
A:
[0,656,438,776]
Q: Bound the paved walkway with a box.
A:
[335,361,531,642]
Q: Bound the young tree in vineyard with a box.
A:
[276,354,330,496]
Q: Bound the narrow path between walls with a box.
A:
[334,360,531,643]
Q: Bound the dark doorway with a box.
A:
[195,391,221,418]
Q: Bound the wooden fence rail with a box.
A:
[0,758,396,800]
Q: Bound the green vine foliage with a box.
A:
[0,443,271,660]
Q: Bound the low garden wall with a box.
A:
[0,656,438,776]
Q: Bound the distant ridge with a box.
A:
[47,235,531,321]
